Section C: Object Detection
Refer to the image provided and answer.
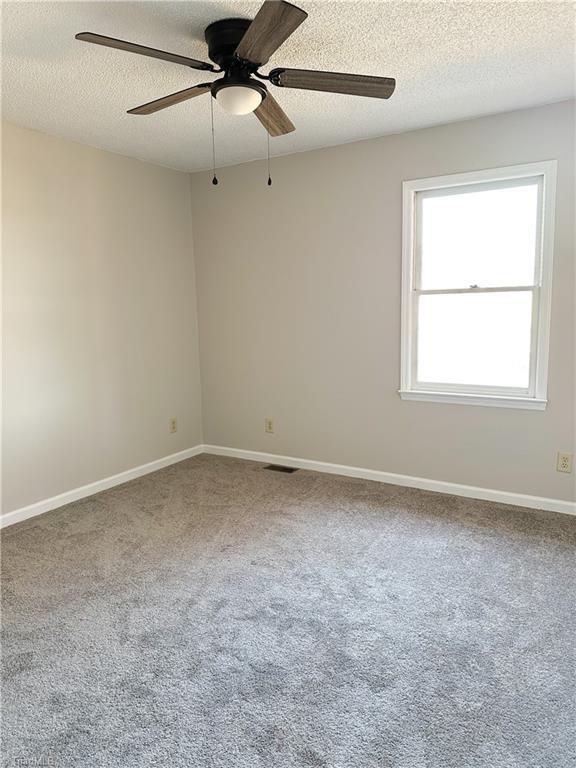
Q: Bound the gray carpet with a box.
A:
[1,454,575,768]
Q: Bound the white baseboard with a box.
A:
[3,442,574,529]
[0,446,204,529]
[203,444,576,517]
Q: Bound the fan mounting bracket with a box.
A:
[204,18,255,70]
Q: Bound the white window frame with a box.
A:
[399,161,557,410]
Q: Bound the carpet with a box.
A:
[1,454,575,767]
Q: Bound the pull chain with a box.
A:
[267,130,272,186]
[210,96,218,186]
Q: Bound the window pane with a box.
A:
[417,292,533,388]
[419,181,539,289]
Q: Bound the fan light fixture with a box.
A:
[216,84,263,115]
[211,80,266,115]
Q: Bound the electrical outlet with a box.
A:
[557,452,573,473]
[169,417,177,434]
[264,418,274,434]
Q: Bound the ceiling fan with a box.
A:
[76,0,396,137]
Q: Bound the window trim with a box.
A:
[399,161,557,410]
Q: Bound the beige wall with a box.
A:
[3,103,574,515]
[190,101,575,502]
[2,123,203,514]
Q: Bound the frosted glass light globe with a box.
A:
[216,85,263,115]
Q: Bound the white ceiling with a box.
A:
[2,1,574,172]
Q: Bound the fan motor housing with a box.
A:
[204,18,252,68]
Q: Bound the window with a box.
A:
[400,161,556,409]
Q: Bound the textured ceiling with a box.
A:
[2,1,574,172]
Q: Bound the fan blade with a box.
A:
[235,1,307,66]
[254,90,295,136]
[269,68,396,99]
[128,85,211,115]
[76,32,214,71]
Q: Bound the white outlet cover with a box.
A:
[557,452,573,473]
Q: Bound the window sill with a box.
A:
[398,390,547,410]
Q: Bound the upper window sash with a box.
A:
[413,175,543,293]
